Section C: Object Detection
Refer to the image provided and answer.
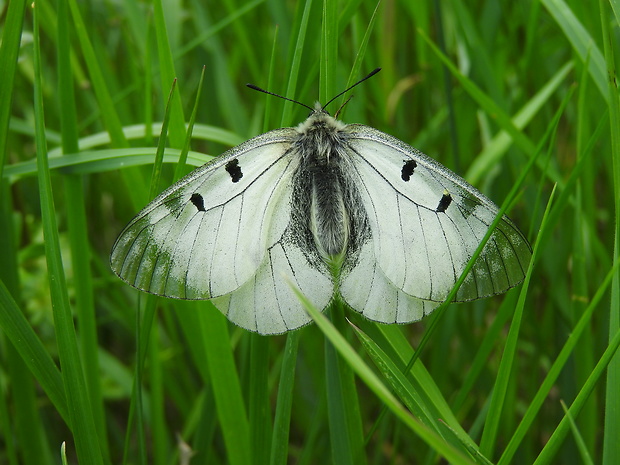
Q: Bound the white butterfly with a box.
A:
[110,69,531,335]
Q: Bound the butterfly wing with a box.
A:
[110,128,333,334]
[340,124,531,323]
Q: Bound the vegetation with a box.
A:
[1,0,619,463]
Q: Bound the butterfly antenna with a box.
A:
[334,95,354,119]
[323,67,381,110]
[246,84,315,112]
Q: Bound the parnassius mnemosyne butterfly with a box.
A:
[110,68,531,335]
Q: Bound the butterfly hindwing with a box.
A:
[213,238,333,334]
[340,238,441,324]
[342,125,531,310]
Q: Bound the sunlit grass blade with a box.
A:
[465,61,573,185]
[152,0,186,148]
[540,0,607,100]
[292,283,478,465]
[173,66,206,182]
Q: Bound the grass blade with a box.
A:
[33,4,103,462]
[294,284,477,465]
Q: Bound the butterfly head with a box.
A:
[296,103,347,134]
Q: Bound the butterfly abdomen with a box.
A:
[309,165,349,258]
[289,112,367,266]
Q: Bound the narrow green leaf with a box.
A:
[541,0,607,100]
[293,284,477,465]
[599,0,620,462]
[33,4,103,461]
[560,400,595,465]
[270,332,300,465]
[480,186,556,458]
[0,0,26,176]
[532,327,620,465]
[57,0,109,458]
[152,0,187,149]
[198,309,251,465]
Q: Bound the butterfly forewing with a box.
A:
[111,128,299,300]
[343,125,530,305]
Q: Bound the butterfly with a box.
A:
[110,69,531,335]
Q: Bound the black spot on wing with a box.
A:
[190,193,206,212]
[225,159,243,182]
[401,159,417,181]
[436,191,452,213]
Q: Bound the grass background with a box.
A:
[1,0,619,464]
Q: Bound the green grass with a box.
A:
[1,0,619,464]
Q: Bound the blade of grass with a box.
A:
[4,148,212,179]
[293,284,477,465]
[66,0,128,148]
[270,331,301,465]
[465,61,573,185]
[480,185,556,458]
[197,308,251,465]
[66,0,150,211]
[0,0,26,177]
[497,259,620,464]
[532,327,620,465]
[173,66,206,182]
[417,27,564,187]
[352,324,476,457]
[320,0,338,103]
[280,0,314,127]
[325,300,367,465]
[560,400,595,465]
[33,4,103,462]
[174,0,265,61]
[148,314,168,465]
[599,0,620,462]
[152,0,186,148]
[149,78,177,199]
[541,0,607,100]
[249,333,272,465]
[57,0,110,459]
[0,3,46,464]
[340,1,381,108]
[0,280,68,422]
